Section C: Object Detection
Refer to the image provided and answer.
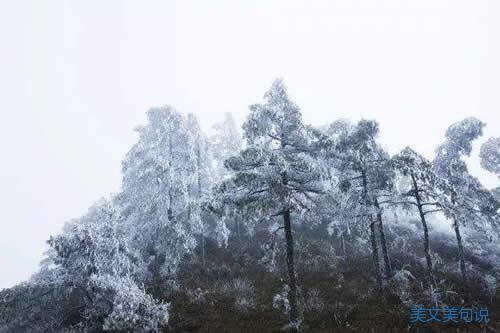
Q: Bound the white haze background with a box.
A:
[1,0,499,289]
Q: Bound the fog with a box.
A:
[1,0,499,289]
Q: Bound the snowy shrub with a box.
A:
[303,288,324,312]
[232,278,256,312]
[260,237,279,273]
[272,284,291,315]
[215,217,230,247]
[392,267,415,305]
[92,275,169,332]
[431,252,444,268]
[211,278,256,312]
[186,287,207,304]
[483,274,497,301]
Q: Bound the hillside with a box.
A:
[1,80,499,332]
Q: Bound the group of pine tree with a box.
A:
[1,80,499,332]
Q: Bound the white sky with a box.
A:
[1,0,499,289]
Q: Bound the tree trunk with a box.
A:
[341,233,346,257]
[361,170,384,293]
[374,198,392,280]
[411,174,437,291]
[235,218,241,243]
[201,233,206,267]
[369,219,384,294]
[196,136,206,267]
[420,210,436,290]
[167,132,174,222]
[283,208,299,329]
[453,218,467,289]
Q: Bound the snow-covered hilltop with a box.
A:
[1,80,499,332]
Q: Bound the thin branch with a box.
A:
[273,226,285,235]
[423,209,443,215]
[421,202,441,207]
[379,200,417,207]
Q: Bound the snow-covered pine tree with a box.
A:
[329,120,395,292]
[120,107,197,293]
[392,147,442,296]
[433,118,499,291]
[480,136,500,201]
[209,113,245,243]
[186,113,225,266]
[480,137,500,178]
[221,79,325,330]
[210,112,243,179]
[46,199,168,331]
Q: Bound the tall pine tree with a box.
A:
[221,79,325,329]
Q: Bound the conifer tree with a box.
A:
[330,120,395,291]
[433,118,499,290]
[393,147,442,295]
[221,79,325,329]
